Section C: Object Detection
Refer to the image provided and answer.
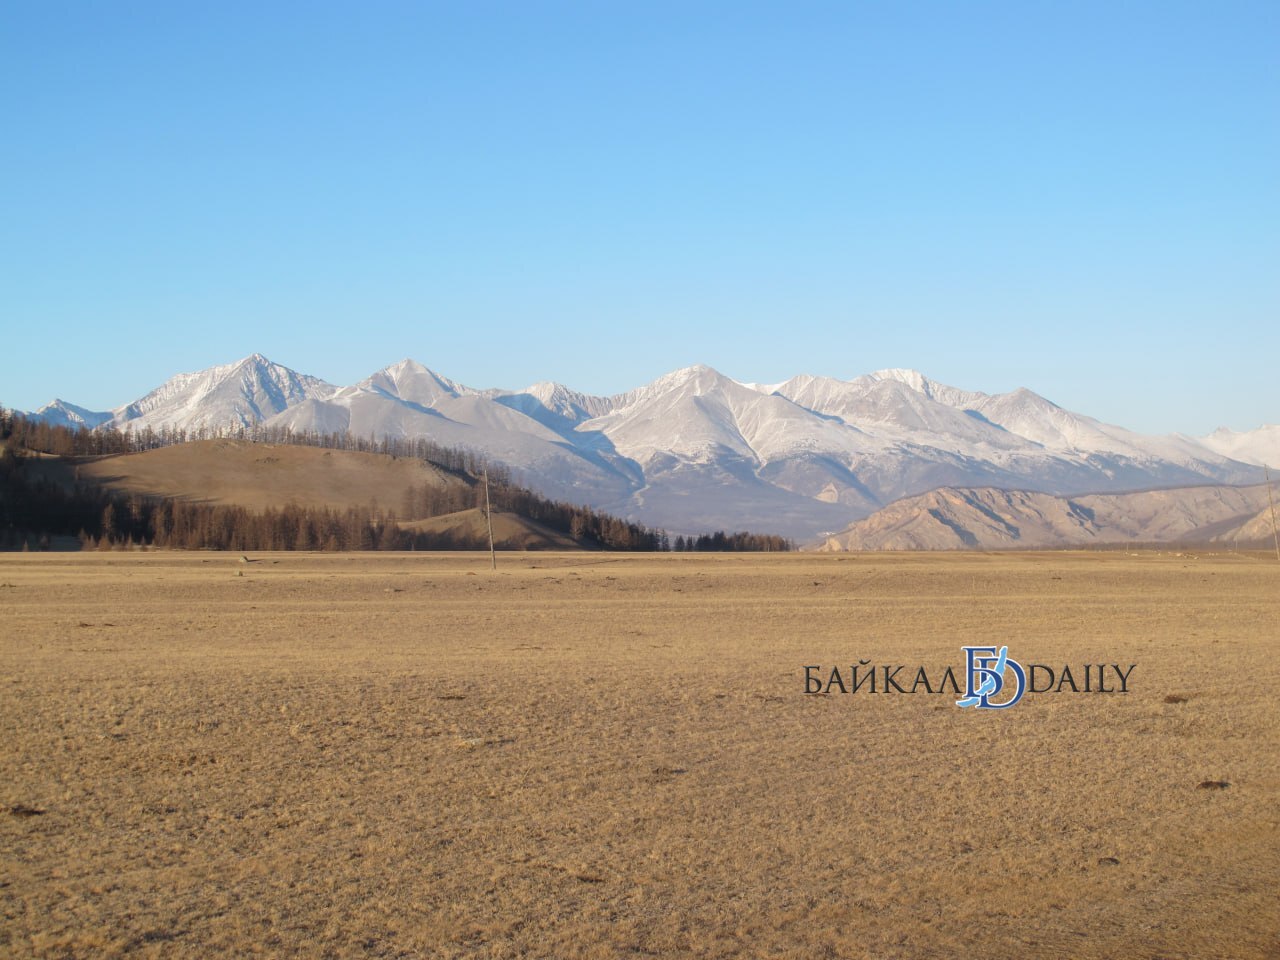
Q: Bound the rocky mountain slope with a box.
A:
[817,484,1278,551]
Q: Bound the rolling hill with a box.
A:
[817,484,1278,551]
[1,433,680,552]
[72,439,466,514]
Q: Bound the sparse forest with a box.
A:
[0,408,793,552]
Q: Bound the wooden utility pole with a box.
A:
[1266,464,1280,562]
[483,469,496,570]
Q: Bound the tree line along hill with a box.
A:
[0,408,793,553]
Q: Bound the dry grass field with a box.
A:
[2,550,1278,959]
[70,440,465,513]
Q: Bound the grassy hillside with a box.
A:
[1,435,666,552]
[400,508,582,550]
[73,439,468,515]
[2,412,790,552]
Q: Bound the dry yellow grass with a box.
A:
[398,509,579,550]
[1,550,1278,958]
[70,440,464,512]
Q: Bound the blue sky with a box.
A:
[3,1,1276,434]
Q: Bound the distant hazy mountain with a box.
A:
[1196,424,1280,469]
[816,484,1277,551]
[16,354,1271,540]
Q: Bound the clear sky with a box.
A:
[3,1,1277,435]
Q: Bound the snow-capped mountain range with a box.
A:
[18,353,1276,540]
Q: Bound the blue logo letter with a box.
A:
[957,645,1026,709]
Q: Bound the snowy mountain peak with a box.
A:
[652,363,732,392]
[519,381,614,422]
[108,353,337,433]
[998,386,1061,413]
[385,357,423,373]
[866,368,989,408]
[767,373,819,396]
[869,368,931,390]
[607,364,736,413]
[658,363,720,387]
[32,399,112,430]
[1197,423,1280,467]
[362,359,471,404]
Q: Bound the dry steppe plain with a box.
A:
[2,550,1277,959]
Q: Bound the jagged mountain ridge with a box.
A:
[17,354,1274,540]
[100,353,340,432]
